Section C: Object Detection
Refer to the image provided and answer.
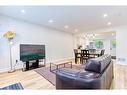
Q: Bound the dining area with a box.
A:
[74,49,105,64]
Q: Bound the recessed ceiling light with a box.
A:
[20,9,26,14]
[48,19,54,23]
[107,22,112,26]
[64,25,69,29]
[103,13,108,18]
[74,29,78,32]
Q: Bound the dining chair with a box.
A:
[81,50,90,64]
[89,49,96,53]
[99,49,105,56]
[89,49,96,58]
[74,49,82,64]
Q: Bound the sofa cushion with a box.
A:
[85,60,100,73]
[85,54,111,73]
[77,71,100,79]
[57,68,80,77]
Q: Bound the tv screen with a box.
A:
[20,44,45,62]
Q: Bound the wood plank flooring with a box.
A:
[0,60,127,89]
[0,69,55,89]
[112,63,127,89]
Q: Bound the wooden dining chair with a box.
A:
[99,49,105,57]
[81,50,90,64]
[89,49,96,58]
[74,49,82,64]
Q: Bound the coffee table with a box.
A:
[50,61,72,73]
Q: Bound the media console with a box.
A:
[23,59,46,71]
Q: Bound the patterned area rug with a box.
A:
[34,65,83,86]
[35,66,56,85]
[0,83,23,90]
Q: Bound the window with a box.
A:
[111,39,116,48]
[95,39,104,49]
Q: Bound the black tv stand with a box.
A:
[23,59,45,71]
[25,60,39,70]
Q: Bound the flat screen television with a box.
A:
[20,44,45,62]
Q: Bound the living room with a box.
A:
[0,5,127,91]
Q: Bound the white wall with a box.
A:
[116,26,127,64]
[0,15,74,72]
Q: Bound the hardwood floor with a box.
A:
[112,63,127,89]
[0,60,127,89]
[0,69,55,89]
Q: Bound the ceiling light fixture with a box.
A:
[64,25,69,29]
[103,13,108,18]
[20,9,26,14]
[48,19,54,23]
[107,22,112,26]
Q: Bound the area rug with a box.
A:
[0,83,23,90]
[34,65,83,86]
[34,66,56,85]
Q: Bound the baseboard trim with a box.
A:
[0,68,10,73]
[116,62,127,65]
[0,58,74,73]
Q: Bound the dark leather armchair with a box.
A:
[56,54,113,89]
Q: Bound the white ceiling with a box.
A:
[0,6,127,34]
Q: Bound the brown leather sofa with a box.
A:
[56,54,113,89]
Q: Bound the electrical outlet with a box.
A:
[117,58,126,62]
[16,60,18,63]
